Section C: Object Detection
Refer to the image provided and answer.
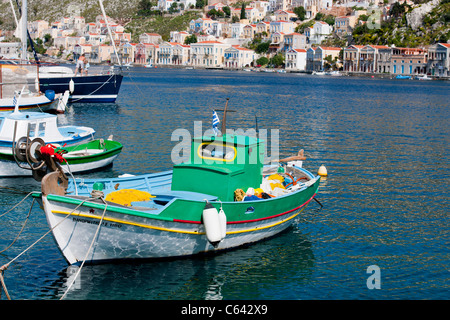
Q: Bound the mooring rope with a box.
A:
[0,196,91,300]
[60,192,107,300]
[0,198,35,255]
[68,74,115,103]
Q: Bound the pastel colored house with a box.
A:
[426,43,450,77]
[285,48,307,71]
[224,45,256,69]
[190,41,231,68]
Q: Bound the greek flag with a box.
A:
[13,94,17,107]
[212,111,220,136]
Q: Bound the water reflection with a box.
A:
[46,228,313,300]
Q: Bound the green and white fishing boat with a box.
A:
[33,118,321,265]
[2,138,123,178]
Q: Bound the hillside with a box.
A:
[351,0,449,47]
[1,0,448,47]
[0,0,140,29]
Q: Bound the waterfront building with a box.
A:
[190,41,231,68]
[285,48,307,71]
[173,44,191,65]
[390,47,427,76]
[306,47,316,72]
[313,46,341,71]
[224,45,256,69]
[359,45,389,73]
[158,42,177,65]
[377,46,392,74]
[343,44,364,72]
[426,43,450,77]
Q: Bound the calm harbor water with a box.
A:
[0,68,448,301]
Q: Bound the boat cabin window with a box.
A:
[28,123,36,137]
[38,122,46,137]
[27,122,46,138]
[198,142,236,162]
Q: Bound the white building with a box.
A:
[285,48,307,71]
[224,45,256,69]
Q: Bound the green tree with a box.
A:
[255,41,270,54]
[271,53,284,67]
[196,0,205,9]
[184,34,197,45]
[293,6,306,21]
[138,0,153,16]
[256,56,269,66]
[240,3,246,19]
[223,6,231,17]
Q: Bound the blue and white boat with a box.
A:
[0,105,95,163]
[38,71,123,104]
[395,74,411,80]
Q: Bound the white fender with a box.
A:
[202,201,222,247]
[69,79,75,93]
[218,207,227,240]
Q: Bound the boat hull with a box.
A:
[38,176,320,265]
[38,74,123,103]
[0,139,122,177]
[0,95,56,112]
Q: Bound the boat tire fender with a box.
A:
[202,201,222,247]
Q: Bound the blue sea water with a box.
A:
[0,68,448,301]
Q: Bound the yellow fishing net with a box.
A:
[105,189,155,206]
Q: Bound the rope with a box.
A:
[68,74,115,103]
[0,198,35,254]
[0,192,34,219]
[60,192,107,300]
[0,196,91,300]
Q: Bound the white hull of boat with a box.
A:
[0,153,119,177]
[41,195,308,265]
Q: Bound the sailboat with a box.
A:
[11,0,124,103]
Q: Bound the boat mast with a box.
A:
[98,0,121,67]
[13,0,40,64]
[21,0,27,62]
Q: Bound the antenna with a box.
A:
[214,98,236,136]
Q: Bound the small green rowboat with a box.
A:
[1,139,122,177]
[34,133,320,265]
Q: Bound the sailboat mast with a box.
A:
[21,0,27,62]
[98,0,121,66]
